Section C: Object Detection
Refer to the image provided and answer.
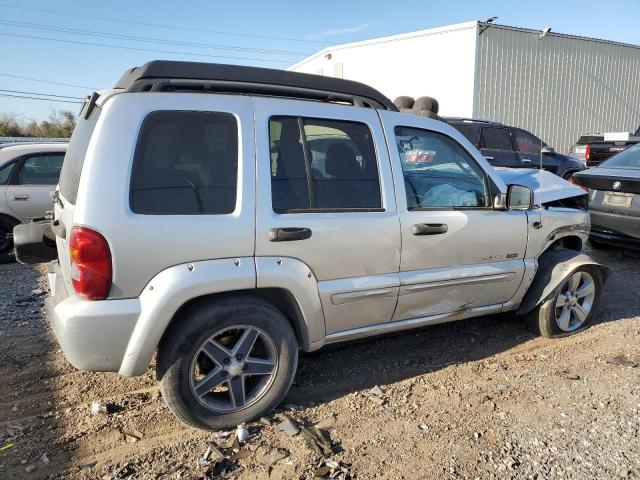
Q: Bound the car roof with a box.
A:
[114,60,398,111]
[0,143,67,165]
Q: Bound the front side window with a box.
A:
[0,161,16,185]
[130,111,238,215]
[480,127,513,151]
[512,129,544,154]
[270,116,381,213]
[395,127,491,209]
[16,154,64,185]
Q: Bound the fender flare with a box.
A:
[516,250,611,316]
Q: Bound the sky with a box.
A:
[2,0,639,121]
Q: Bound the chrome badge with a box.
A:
[613,181,622,190]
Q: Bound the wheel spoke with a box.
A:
[228,376,246,408]
[244,357,276,376]
[555,294,566,309]
[575,280,595,299]
[572,303,588,323]
[194,368,227,397]
[233,328,259,358]
[567,273,581,294]
[201,340,232,367]
[557,308,571,330]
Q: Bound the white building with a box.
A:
[290,21,640,153]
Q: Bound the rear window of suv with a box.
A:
[58,109,101,204]
[130,110,238,215]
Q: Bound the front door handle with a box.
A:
[521,158,532,163]
[12,194,30,201]
[484,156,495,161]
[268,227,312,242]
[412,223,448,235]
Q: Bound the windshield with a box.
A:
[599,143,640,169]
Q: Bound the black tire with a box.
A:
[0,216,19,264]
[525,265,603,338]
[157,296,298,430]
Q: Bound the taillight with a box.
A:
[585,144,591,161]
[567,175,588,191]
[69,227,112,300]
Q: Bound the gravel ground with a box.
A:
[0,248,639,479]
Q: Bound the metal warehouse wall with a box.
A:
[474,25,640,153]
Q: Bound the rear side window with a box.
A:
[512,129,544,154]
[451,124,476,145]
[16,154,64,185]
[130,111,238,215]
[0,161,16,185]
[59,109,100,204]
[269,116,382,213]
[480,127,513,151]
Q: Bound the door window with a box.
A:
[15,154,64,185]
[480,127,513,151]
[130,111,238,215]
[395,127,491,209]
[512,129,545,154]
[0,161,16,185]
[270,116,382,213]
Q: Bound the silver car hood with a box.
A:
[494,168,586,204]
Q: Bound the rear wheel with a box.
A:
[526,266,603,338]
[157,296,298,430]
[0,216,19,264]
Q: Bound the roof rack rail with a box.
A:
[115,61,398,111]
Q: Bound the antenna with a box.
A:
[537,137,544,229]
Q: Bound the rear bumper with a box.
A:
[590,229,640,250]
[46,262,141,372]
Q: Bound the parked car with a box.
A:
[446,119,585,179]
[15,61,608,430]
[572,143,640,250]
[575,128,640,168]
[568,133,603,162]
[0,143,66,262]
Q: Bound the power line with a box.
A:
[0,4,329,45]
[0,93,82,104]
[0,19,313,56]
[0,89,83,100]
[0,73,96,90]
[0,31,293,64]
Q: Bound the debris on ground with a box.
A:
[314,459,352,479]
[606,354,638,368]
[115,464,136,478]
[211,430,233,440]
[39,453,50,465]
[566,373,580,380]
[89,402,108,415]
[274,415,301,436]
[256,448,289,467]
[235,424,250,443]
[300,425,333,457]
[363,384,387,407]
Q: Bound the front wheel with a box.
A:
[525,266,603,338]
[157,296,298,430]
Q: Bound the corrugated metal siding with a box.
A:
[475,25,640,153]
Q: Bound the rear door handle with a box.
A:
[484,156,494,161]
[412,223,448,235]
[521,158,532,163]
[12,194,30,201]
[268,227,312,242]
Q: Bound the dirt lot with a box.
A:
[1,248,639,479]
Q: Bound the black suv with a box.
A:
[446,119,585,179]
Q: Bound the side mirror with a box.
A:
[506,184,534,211]
[541,146,554,155]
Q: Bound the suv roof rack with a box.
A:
[444,117,503,125]
[115,61,398,111]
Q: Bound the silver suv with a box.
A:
[16,61,609,430]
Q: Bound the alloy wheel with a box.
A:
[554,271,596,332]
[189,325,278,413]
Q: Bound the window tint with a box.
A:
[270,116,381,213]
[512,129,544,154]
[395,127,490,209]
[16,154,64,185]
[59,108,100,204]
[130,111,238,215]
[0,161,16,185]
[480,127,512,151]
[451,124,476,145]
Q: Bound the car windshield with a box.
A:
[599,143,640,169]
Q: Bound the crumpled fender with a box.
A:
[516,250,611,315]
